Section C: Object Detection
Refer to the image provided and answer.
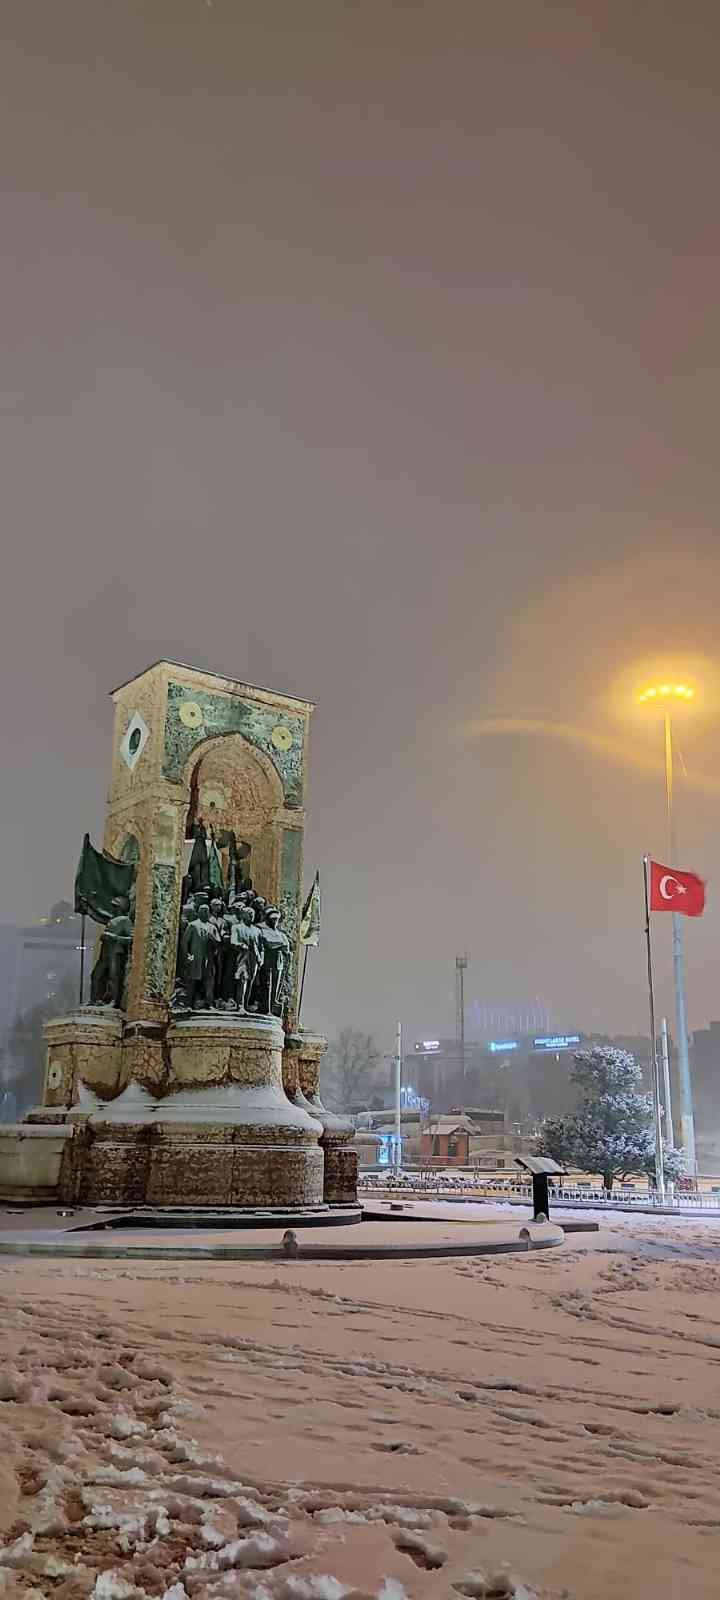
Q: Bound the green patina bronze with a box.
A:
[163,682,304,806]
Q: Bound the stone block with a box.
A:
[0,1123,74,1203]
[146,1142,235,1206]
[77,1123,155,1206]
[322,1143,359,1207]
[121,1022,168,1094]
[294,1031,328,1101]
[167,1012,285,1093]
[230,1143,324,1208]
[43,1009,124,1106]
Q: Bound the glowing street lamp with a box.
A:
[638,683,694,704]
[638,679,697,1173]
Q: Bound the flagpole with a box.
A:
[79,912,87,1007]
[660,1017,673,1133]
[394,1020,402,1172]
[643,855,665,1204]
[664,714,696,1175]
[297,945,309,1027]
[297,870,320,1032]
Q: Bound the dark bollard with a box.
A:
[532,1172,549,1223]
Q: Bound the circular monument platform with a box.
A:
[0,1203,569,1262]
[80,1203,363,1230]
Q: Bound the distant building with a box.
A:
[0,908,82,1031]
[0,906,84,1115]
[410,1031,586,1122]
[692,1022,720,1172]
[419,1115,474,1166]
[410,1038,467,1110]
[362,1105,531,1171]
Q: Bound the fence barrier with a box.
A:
[358,1172,720,1211]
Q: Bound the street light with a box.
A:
[638,680,697,1172]
[638,684,694,704]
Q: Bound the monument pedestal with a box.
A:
[43,1008,125,1107]
[283,1032,358,1206]
[56,1014,325,1210]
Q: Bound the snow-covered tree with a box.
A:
[644,1139,686,1187]
[536,1045,684,1192]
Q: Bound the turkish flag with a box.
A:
[649,859,706,917]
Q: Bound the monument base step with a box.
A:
[76,1203,362,1231]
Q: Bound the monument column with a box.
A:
[283,1033,358,1206]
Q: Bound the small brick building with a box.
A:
[419,1116,474,1166]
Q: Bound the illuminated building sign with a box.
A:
[532,1034,580,1052]
[400,1085,430,1112]
[488,1040,519,1053]
[415,1040,440,1052]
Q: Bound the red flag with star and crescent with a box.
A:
[649,859,706,917]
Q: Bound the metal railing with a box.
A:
[358,1172,720,1211]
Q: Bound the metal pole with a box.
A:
[79,912,86,1007]
[394,1020,402,1170]
[643,856,665,1204]
[664,714,696,1173]
[456,955,468,1077]
[297,945,309,1027]
[660,1017,674,1201]
[460,963,464,1075]
[660,1018,673,1132]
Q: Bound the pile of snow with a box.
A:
[110,1412,148,1440]
[92,1573,139,1600]
[392,1528,447,1569]
[185,1530,292,1574]
[453,1569,535,1598]
[251,1579,409,1600]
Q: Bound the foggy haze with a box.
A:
[1,1,720,1055]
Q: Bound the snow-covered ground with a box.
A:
[0,1210,719,1597]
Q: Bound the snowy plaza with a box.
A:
[1,1209,719,1599]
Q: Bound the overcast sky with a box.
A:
[1,1,720,1052]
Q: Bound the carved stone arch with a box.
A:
[120,834,140,866]
[181,731,286,904]
[105,819,143,866]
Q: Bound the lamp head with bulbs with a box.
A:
[638,683,695,706]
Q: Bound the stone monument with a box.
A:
[0,661,358,1213]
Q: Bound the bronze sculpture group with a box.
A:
[88,813,293,1020]
[177,816,291,1016]
[174,889,291,1017]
